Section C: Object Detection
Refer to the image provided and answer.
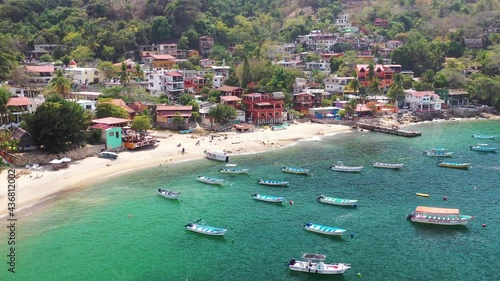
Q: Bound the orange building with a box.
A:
[242,93,284,125]
[151,54,176,69]
[355,64,394,90]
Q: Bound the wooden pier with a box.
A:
[357,123,421,137]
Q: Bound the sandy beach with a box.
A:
[0,122,351,217]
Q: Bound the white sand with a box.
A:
[0,122,351,216]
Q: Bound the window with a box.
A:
[109,132,115,137]
[85,105,92,110]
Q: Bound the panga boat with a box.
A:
[329,161,363,173]
[157,188,181,199]
[288,253,351,275]
[317,195,358,206]
[251,193,284,203]
[205,150,229,162]
[470,146,497,152]
[197,176,225,185]
[257,179,288,186]
[472,134,496,140]
[271,124,287,131]
[437,161,472,169]
[423,150,454,157]
[218,168,249,174]
[185,219,227,236]
[99,151,118,159]
[281,166,311,175]
[416,193,429,197]
[372,162,404,170]
[407,206,474,226]
[304,223,346,236]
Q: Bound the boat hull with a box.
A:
[416,193,429,197]
[252,194,284,203]
[329,166,363,173]
[157,190,180,200]
[218,168,249,174]
[205,152,229,162]
[410,217,472,225]
[282,167,310,175]
[472,134,496,140]
[304,223,346,236]
[197,176,224,185]
[186,225,227,236]
[318,196,358,206]
[289,261,350,275]
[257,179,288,186]
[470,146,497,152]
[372,162,404,169]
[437,162,471,169]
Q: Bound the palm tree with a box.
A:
[49,70,72,99]
[366,63,376,83]
[368,79,381,101]
[135,64,144,82]
[348,78,361,96]
[118,62,129,86]
[0,87,12,125]
[344,98,358,119]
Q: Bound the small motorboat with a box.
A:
[157,188,181,200]
[416,193,429,197]
[372,162,404,170]
[317,195,358,206]
[423,150,454,157]
[304,222,346,236]
[470,146,497,152]
[329,161,363,173]
[251,193,284,203]
[288,253,351,275]
[205,150,229,162]
[197,176,225,185]
[257,179,288,186]
[99,151,118,159]
[281,166,311,175]
[472,134,496,140]
[218,168,249,174]
[185,219,227,236]
[437,161,472,169]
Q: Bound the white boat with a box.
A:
[251,193,284,203]
[470,146,498,152]
[197,176,225,185]
[257,179,289,186]
[218,168,249,174]
[304,222,346,236]
[423,150,454,157]
[185,219,227,236]
[281,166,311,175]
[317,195,358,206]
[157,188,181,200]
[99,151,118,159]
[472,134,496,140]
[329,161,363,173]
[372,162,404,170]
[288,253,351,275]
[205,150,229,162]
[407,206,474,226]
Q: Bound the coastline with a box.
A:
[0,122,351,217]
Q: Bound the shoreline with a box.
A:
[0,122,352,217]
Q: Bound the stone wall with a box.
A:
[9,144,106,167]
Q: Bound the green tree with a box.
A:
[48,70,72,99]
[98,62,117,82]
[0,87,12,125]
[348,79,362,95]
[179,94,194,105]
[171,112,185,129]
[24,100,89,153]
[151,16,172,43]
[40,54,53,63]
[95,100,129,119]
[131,115,151,132]
[208,104,237,123]
[118,62,129,86]
[329,57,342,74]
[241,56,252,88]
[70,46,94,65]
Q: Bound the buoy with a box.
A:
[443,196,447,201]
[482,224,486,228]
[128,214,133,218]
[357,272,362,278]
[289,200,294,205]
[350,233,354,238]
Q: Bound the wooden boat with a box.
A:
[329,161,363,173]
[472,134,496,140]
[185,219,227,236]
[197,176,225,185]
[470,146,497,152]
[317,195,358,206]
[99,151,118,159]
[271,124,287,131]
[205,150,229,162]
[179,129,193,134]
[416,193,429,197]
[218,168,249,174]
[423,150,454,157]
[281,166,310,175]
[407,206,474,226]
[372,162,404,170]
[304,222,346,236]
[157,188,181,200]
[437,161,472,169]
[257,179,288,186]
[288,253,351,275]
[251,193,284,203]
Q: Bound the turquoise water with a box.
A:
[2,120,499,281]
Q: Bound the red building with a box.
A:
[292,92,315,115]
[355,64,394,90]
[242,93,284,125]
[217,85,244,98]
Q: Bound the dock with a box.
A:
[357,123,421,137]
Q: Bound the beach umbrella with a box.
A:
[60,157,72,162]
[49,159,63,164]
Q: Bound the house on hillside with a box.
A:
[404,90,442,112]
[156,105,193,129]
[292,92,315,115]
[220,96,242,109]
[151,54,176,69]
[199,36,214,57]
[24,65,55,85]
[217,85,244,98]
[242,93,284,125]
[4,97,33,127]
[356,64,394,90]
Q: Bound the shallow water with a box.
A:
[1,120,499,281]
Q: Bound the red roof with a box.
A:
[69,60,77,66]
[92,117,130,125]
[90,123,112,130]
[165,72,183,77]
[7,97,32,106]
[220,96,242,101]
[156,105,193,111]
[25,65,55,73]
[218,85,243,92]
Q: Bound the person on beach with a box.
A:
[181,148,185,154]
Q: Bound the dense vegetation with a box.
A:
[0,0,499,108]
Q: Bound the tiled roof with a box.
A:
[7,97,32,106]
[25,65,55,73]
[92,117,130,125]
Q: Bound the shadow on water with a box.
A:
[287,271,348,280]
[303,231,350,243]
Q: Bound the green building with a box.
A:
[102,127,123,150]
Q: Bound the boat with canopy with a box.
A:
[288,253,351,275]
[407,206,474,225]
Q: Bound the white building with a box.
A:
[212,75,224,88]
[76,100,97,111]
[145,71,164,96]
[404,90,442,111]
[64,67,105,85]
[164,72,184,98]
[324,76,355,94]
[335,14,350,28]
[305,61,331,72]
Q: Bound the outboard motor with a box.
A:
[185,223,193,227]
[406,214,413,221]
[288,259,296,266]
